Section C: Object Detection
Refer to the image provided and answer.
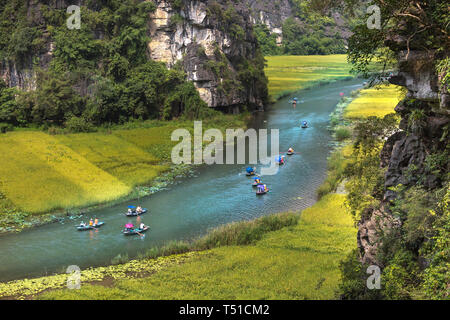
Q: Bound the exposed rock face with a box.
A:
[390,50,448,110]
[0,0,56,90]
[147,0,267,110]
[357,50,449,265]
[0,61,36,90]
[245,0,293,45]
[357,206,401,266]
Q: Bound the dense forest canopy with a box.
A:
[0,0,216,131]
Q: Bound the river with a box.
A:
[0,78,363,282]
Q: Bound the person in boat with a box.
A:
[302,121,308,127]
[89,218,93,227]
[127,208,133,214]
[246,166,255,175]
[80,221,86,227]
[126,223,134,231]
[136,206,143,214]
[288,148,294,154]
[139,222,145,230]
[94,218,99,226]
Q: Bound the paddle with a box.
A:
[135,226,146,237]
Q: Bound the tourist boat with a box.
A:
[122,226,150,236]
[76,222,105,231]
[252,177,261,186]
[276,156,285,165]
[245,166,256,176]
[256,184,269,195]
[124,206,148,216]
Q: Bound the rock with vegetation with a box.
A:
[0,0,268,130]
[148,0,268,111]
[326,0,449,299]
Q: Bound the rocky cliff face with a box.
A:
[245,0,293,46]
[148,0,267,111]
[357,49,449,266]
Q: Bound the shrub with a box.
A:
[335,126,351,141]
[0,122,13,133]
[194,212,299,249]
[65,116,95,133]
[111,253,129,265]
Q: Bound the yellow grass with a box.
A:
[55,133,168,187]
[0,132,130,213]
[265,55,353,99]
[37,194,356,300]
[345,84,405,119]
[113,126,179,162]
[0,116,246,216]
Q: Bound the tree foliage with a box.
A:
[0,0,218,129]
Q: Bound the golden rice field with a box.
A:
[0,132,131,213]
[344,84,405,119]
[36,193,356,300]
[0,116,246,217]
[0,126,176,214]
[55,133,167,187]
[265,55,353,99]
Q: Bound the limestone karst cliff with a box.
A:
[357,48,449,265]
[147,0,268,111]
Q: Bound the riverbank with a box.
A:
[319,83,405,198]
[0,193,355,300]
[0,114,249,234]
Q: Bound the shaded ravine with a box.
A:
[0,79,363,282]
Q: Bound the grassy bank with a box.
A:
[344,84,405,119]
[0,115,247,233]
[319,84,403,198]
[265,55,353,100]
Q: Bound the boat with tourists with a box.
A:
[125,205,148,216]
[77,221,105,231]
[256,184,269,195]
[252,177,261,186]
[122,223,149,236]
[245,166,256,176]
[276,155,286,165]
